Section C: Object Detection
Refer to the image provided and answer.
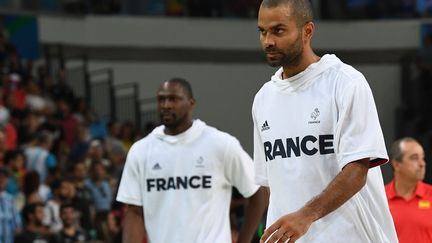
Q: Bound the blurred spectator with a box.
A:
[53,203,87,242]
[0,106,18,151]
[0,167,21,243]
[63,0,87,14]
[85,139,110,169]
[51,69,75,103]
[56,98,78,149]
[14,203,53,243]
[91,0,121,14]
[187,0,222,17]
[43,179,75,233]
[25,79,49,125]
[23,171,51,204]
[24,130,57,182]
[69,122,91,164]
[95,210,121,242]
[3,150,26,210]
[72,97,92,124]
[109,201,126,243]
[417,0,432,16]
[85,162,112,215]
[119,120,136,152]
[5,73,26,111]
[105,119,124,157]
[166,0,184,16]
[71,162,95,232]
[0,129,6,165]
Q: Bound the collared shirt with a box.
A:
[385,180,432,243]
[85,179,112,212]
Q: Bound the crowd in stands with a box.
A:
[0,17,259,242]
[2,0,432,19]
[321,0,432,19]
[0,20,146,242]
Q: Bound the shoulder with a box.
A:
[254,81,273,101]
[420,181,432,196]
[327,59,368,89]
[202,123,238,145]
[127,130,158,154]
[253,81,274,113]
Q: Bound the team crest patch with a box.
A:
[195,156,205,168]
[308,108,320,124]
[418,200,430,209]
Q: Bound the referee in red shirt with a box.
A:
[385,137,432,243]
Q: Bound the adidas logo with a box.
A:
[261,120,270,131]
[152,163,162,170]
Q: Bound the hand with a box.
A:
[260,210,314,243]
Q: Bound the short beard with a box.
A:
[265,34,304,68]
[161,113,189,131]
[267,49,302,68]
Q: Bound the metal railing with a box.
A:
[47,44,158,131]
[114,83,140,125]
[87,68,115,120]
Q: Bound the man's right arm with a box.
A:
[122,204,145,243]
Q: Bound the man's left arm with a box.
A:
[237,186,269,243]
[261,158,369,243]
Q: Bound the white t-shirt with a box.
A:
[117,119,259,243]
[252,54,398,243]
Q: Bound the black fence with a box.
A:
[87,68,115,120]
[139,97,159,129]
[114,83,139,125]
[45,44,159,131]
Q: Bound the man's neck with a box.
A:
[164,120,193,136]
[282,52,320,79]
[63,226,76,236]
[394,177,419,200]
[27,224,48,234]
[74,179,85,187]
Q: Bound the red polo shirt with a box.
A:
[385,180,432,243]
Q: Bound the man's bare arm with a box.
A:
[123,204,145,243]
[261,158,370,243]
[237,187,269,243]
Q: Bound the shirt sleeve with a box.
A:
[223,137,259,198]
[252,107,269,186]
[335,76,388,170]
[116,143,143,206]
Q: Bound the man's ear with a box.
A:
[391,159,400,172]
[189,97,196,108]
[303,21,314,42]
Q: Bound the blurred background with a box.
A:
[0,0,431,242]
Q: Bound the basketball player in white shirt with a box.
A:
[117,78,267,243]
[253,0,398,242]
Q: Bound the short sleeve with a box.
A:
[335,77,388,170]
[116,143,143,206]
[252,108,269,186]
[224,137,259,198]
